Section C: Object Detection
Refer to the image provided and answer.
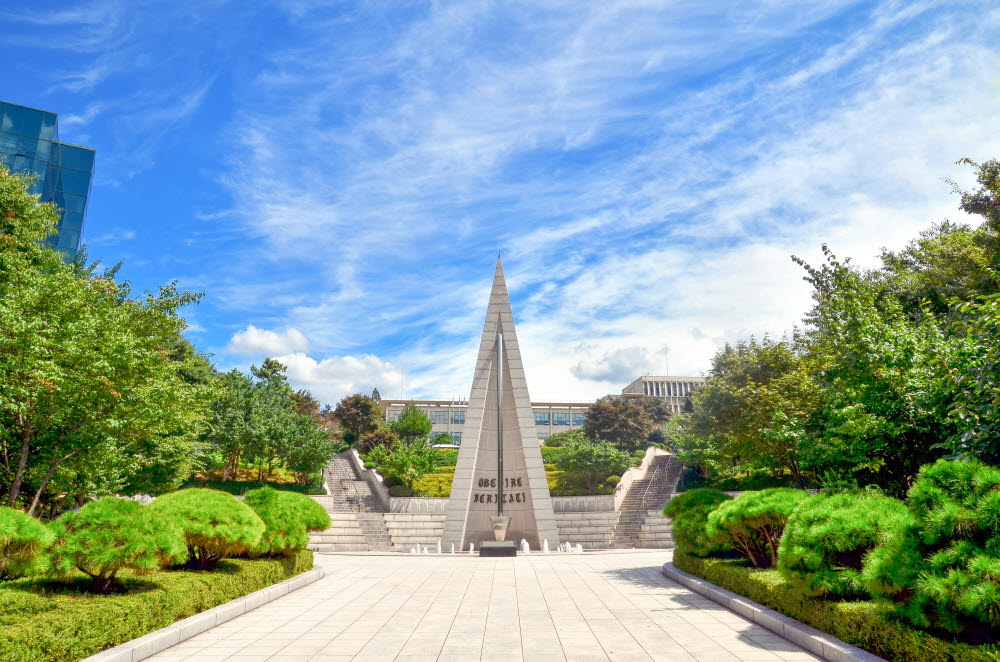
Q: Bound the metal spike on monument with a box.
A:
[441,257,560,552]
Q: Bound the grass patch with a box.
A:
[0,550,313,662]
[673,552,998,662]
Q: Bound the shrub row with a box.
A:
[674,553,996,662]
[664,458,1000,643]
[0,550,313,662]
[0,487,329,593]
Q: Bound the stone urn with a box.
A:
[489,515,510,541]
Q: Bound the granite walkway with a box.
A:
[145,550,820,662]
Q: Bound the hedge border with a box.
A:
[670,553,999,662]
[662,562,883,662]
[83,565,325,662]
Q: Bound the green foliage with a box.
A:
[663,488,732,557]
[0,506,54,580]
[582,396,662,452]
[358,426,399,454]
[0,169,210,514]
[433,448,458,466]
[864,459,1000,639]
[48,498,186,593]
[540,446,566,464]
[675,552,997,662]
[706,488,810,568]
[552,440,631,490]
[243,488,329,557]
[0,550,312,662]
[777,491,916,598]
[147,489,264,570]
[334,394,381,444]
[543,429,584,447]
[604,475,620,487]
[366,437,437,488]
[390,403,433,444]
[182,477,324,496]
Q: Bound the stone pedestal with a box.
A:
[479,540,517,557]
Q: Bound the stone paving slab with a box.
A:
[144,551,821,662]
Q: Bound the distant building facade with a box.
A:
[0,101,95,254]
[620,375,706,413]
[381,373,704,444]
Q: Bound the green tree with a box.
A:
[0,167,209,513]
[389,403,432,445]
[367,437,436,488]
[553,440,631,490]
[333,394,381,444]
[582,397,659,452]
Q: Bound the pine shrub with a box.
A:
[863,459,1000,640]
[663,488,732,557]
[48,498,186,593]
[148,489,264,570]
[777,490,916,598]
[244,488,330,557]
[0,506,54,580]
[705,488,810,568]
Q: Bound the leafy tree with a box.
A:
[291,389,321,418]
[543,428,585,447]
[358,426,399,455]
[333,394,381,444]
[663,489,731,557]
[552,440,631,490]
[0,167,209,514]
[705,488,810,569]
[0,506,54,580]
[583,397,658,452]
[430,432,454,446]
[370,388,381,404]
[49,498,186,593]
[366,438,436,488]
[389,403,432,445]
[284,415,336,485]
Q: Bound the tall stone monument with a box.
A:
[441,258,560,550]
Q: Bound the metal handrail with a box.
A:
[640,443,679,511]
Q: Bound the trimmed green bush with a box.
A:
[0,506,54,580]
[778,490,916,598]
[0,550,312,662]
[244,488,330,557]
[864,459,1000,640]
[706,488,810,568]
[604,475,620,487]
[48,498,186,593]
[674,552,997,662]
[663,488,732,557]
[147,489,264,570]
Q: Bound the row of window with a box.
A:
[533,412,586,426]
[644,381,696,397]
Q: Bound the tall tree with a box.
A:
[582,397,659,452]
[333,394,381,444]
[390,403,432,445]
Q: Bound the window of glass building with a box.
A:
[534,412,549,425]
[430,411,448,424]
[450,432,463,444]
[451,411,466,425]
[538,433,550,441]
[553,412,570,425]
[572,412,586,426]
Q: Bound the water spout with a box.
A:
[437,540,442,554]
[410,547,416,554]
[576,544,583,553]
[451,543,455,554]
[520,539,530,554]
[543,539,549,553]
[469,543,475,554]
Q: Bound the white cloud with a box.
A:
[276,352,404,406]
[227,326,310,356]
[571,346,662,384]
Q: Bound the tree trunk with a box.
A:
[6,424,32,507]
[27,454,64,516]
[222,446,238,481]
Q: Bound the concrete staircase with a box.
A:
[611,454,682,549]
[384,513,446,552]
[323,453,383,513]
[555,511,619,550]
[308,513,370,552]
[309,451,390,552]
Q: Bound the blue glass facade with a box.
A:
[0,102,95,254]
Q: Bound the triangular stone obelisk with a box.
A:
[442,258,560,550]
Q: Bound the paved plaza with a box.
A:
[145,551,820,662]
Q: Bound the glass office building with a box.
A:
[0,101,95,254]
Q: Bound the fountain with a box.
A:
[520,539,530,554]
[410,547,416,554]
[576,544,583,553]
[543,539,549,553]
[451,543,455,554]
[437,540,442,554]
[469,543,475,554]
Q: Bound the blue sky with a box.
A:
[3,1,999,405]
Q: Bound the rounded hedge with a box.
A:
[147,489,264,570]
[663,489,732,557]
[864,459,1000,639]
[243,488,330,557]
[48,498,186,593]
[706,488,810,568]
[777,490,916,598]
[0,506,54,581]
